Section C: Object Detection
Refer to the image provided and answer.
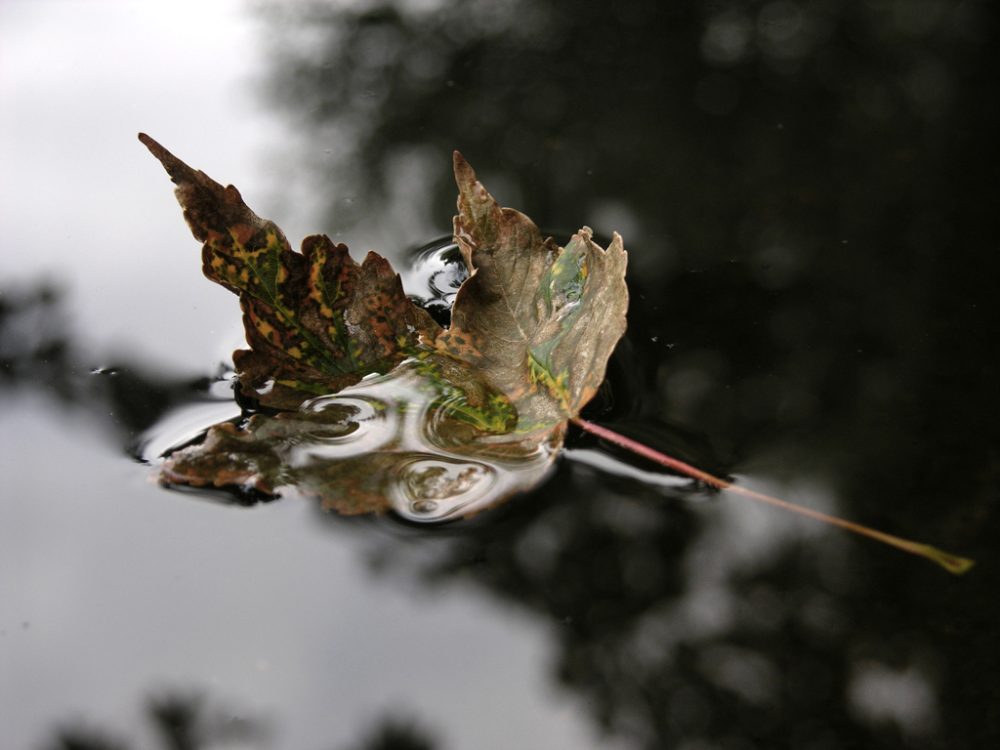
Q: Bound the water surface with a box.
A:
[2,2,998,749]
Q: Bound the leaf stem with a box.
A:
[570,417,974,575]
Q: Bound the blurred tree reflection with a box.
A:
[262,0,1000,748]
[0,282,217,447]
[258,0,993,268]
[256,0,999,512]
[47,727,129,750]
[44,690,269,750]
[45,692,434,750]
[338,716,438,750]
[9,1,999,746]
[1,283,74,399]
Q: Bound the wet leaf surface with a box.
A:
[142,136,627,518]
[139,133,440,410]
[437,154,628,433]
[162,362,560,521]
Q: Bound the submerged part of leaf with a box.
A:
[138,133,440,409]
[435,153,628,433]
[162,360,560,521]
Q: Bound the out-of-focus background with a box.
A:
[2,1,998,749]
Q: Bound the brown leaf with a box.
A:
[138,133,440,409]
[144,137,628,519]
[435,152,629,433]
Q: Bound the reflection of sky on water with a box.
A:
[2,0,994,748]
[0,397,630,750]
[0,0,272,375]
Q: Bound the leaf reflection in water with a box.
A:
[156,363,559,523]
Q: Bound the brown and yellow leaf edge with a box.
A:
[139,133,974,574]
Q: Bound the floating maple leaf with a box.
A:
[140,134,627,520]
[141,134,973,572]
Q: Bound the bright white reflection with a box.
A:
[566,448,691,491]
[0,0,277,375]
[613,473,844,677]
[1,396,625,750]
[849,661,941,738]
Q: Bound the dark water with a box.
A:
[3,1,999,749]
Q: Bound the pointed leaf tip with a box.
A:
[137,133,204,191]
[138,132,159,156]
[137,132,168,160]
[453,150,475,187]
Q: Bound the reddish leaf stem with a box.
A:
[571,417,974,575]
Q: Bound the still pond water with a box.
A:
[2,1,998,749]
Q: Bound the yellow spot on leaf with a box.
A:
[255,318,277,342]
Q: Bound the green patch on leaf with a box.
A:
[436,153,628,434]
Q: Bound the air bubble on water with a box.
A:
[400,237,468,320]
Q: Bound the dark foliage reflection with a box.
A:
[13,0,1000,746]
[0,281,220,449]
[256,0,1000,748]
[46,691,435,750]
[44,691,270,750]
[48,705,437,750]
[43,694,437,750]
[340,716,439,750]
